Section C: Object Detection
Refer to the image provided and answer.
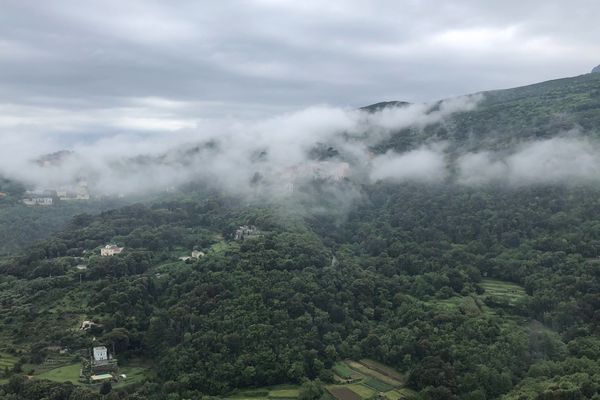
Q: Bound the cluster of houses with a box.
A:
[235,225,262,241]
[22,190,55,206]
[100,244,124,256]
[22,182,90,206]
[178,250,205,261]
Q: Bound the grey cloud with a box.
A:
[0,0,599,125]
[457,137,600,186]
[0,96,480,196]
[369,146,448,183]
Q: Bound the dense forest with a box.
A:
[1,182,599,400]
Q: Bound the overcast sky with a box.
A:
[1,0,599,142]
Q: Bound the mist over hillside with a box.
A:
[2,72,600,202]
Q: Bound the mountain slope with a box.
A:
[376,72,600,153]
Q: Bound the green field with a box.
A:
[209,240,231,254]
[333,362,359,379]
[269,388,300,398]
[113,365,149,388]
[384,389,418,400]
[228,385,300,400]
[363,377,394,392]
[346,383,375,398]
[480,279,526,305]
[0,352,17,370]
[36,363,82,385]
[345,360,401,387]
[227,360,405,400]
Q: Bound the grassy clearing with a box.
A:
[113,365,149,388]
[209,240,230,254]
[36,363,82,385]
[384,389,418,400]
[363,377,394,392]
[327,386,361,400]
[0,352,17,370]
[346,383,375,398]
[269,388,300,398]
[333,362,360,379]
[480,279,526,304]
[230,389,270,398]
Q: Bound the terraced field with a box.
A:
[228,385,299,400]
[0,352,17,371]
[0,352,18,383]
[226,360,412,400]
[480,279,526,305]
[326,360,412,400]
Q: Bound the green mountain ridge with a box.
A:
[375,72,600,153]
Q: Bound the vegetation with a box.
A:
[2,74,600,399]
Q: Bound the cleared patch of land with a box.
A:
[363,377,394,392]
[333,362,362,380]
[345,360,402,387]
[384,389,418,400]
[269,388,300,398]
[0,352,17,370]
[346,383,376,398]
[36,363,82,385]
[359,359,404,384]
[113,365,149,388]
[327,386,362,400]
[480,279,526,305]
[227,360,405,400]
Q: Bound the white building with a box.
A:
[101,245,124,256]
[191,250,205,259]
[93,346,108,361]
[23,196,53,206]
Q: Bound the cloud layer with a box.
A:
[2,94,600,203]
[0,0,599,131]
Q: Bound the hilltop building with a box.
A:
[101,244,124,256]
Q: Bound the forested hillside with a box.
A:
[376,72,600,153]
[2,73,600,400]
[1,183,599,399]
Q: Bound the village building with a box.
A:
[235,225,261,241]
[179,249,205,261]
[192,250,205,258]
[80,320,97,331]
[87,345,118,375]
[93,346,108,361]
[101,244,124,256]
[22,190,55,206]
[57,182,91,201]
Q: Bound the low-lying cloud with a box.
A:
[457,137,600,186]
[0,95,480,197]
[370,146,448,183]
[1,95,600,204]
